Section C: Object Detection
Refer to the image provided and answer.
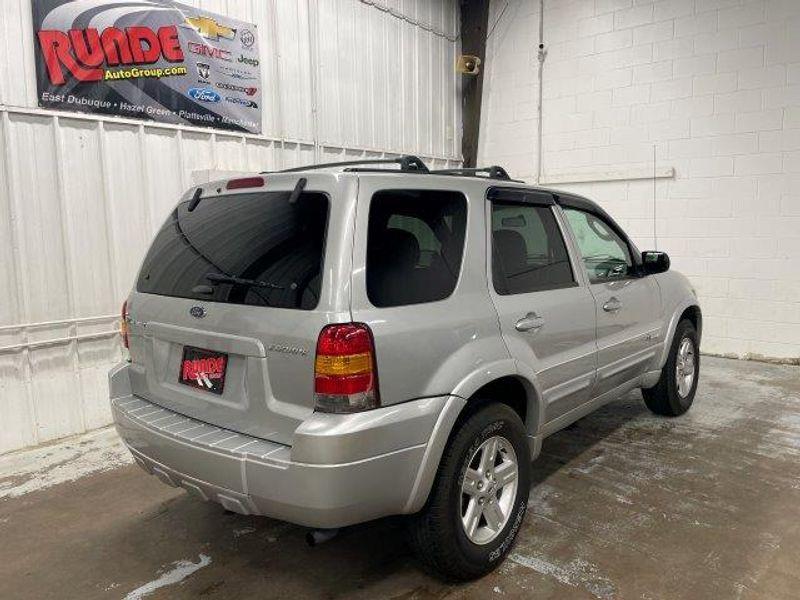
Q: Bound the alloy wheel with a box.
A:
[675,337,696,398]
[460,435,519,545]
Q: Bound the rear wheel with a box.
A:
[643,319,699,416]
[408,403,530,581]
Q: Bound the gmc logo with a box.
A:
[187,42,231,62]
[37,26,184,85]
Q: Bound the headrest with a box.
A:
[493,229,527,275]
[381,228,421,268]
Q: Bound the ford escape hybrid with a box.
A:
[110,156,701,580]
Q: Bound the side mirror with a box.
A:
[642,251,670,275]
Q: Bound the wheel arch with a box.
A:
[451,359,544,430]
[403,362,543,514]
[658,301,702,369]
[456,375,535,430]
[680,304,702,340]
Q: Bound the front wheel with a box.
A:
[407,403,530,581]
[643,319,699,416]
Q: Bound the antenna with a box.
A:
[653,144,658,251]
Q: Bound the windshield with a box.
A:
[136,191,329,310]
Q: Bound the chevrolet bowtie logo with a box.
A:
[185,16,236,40]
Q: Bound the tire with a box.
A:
[408,403,530,581]
[643,319,699,416]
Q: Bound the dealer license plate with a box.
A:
[179,346,228,395]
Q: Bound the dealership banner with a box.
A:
[32,0,262,133]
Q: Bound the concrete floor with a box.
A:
[2,356,799,599]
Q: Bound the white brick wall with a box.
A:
[479,0,800,360]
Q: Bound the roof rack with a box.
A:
[429,166,513,181]
[269,155,430,174]
[265,156,519,182]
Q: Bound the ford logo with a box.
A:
[187,87,221,103]
[189,306,206,319]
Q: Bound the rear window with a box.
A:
[366,190,467,307]
[136,191,328,310]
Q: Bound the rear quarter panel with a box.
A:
[348,176,512,407]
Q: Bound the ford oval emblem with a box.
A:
[189,306,206,319]
[187,87,221,103]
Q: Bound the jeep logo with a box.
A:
[238,54,259,67]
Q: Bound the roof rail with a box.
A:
[429,166,513,180]
[267,155,430,174]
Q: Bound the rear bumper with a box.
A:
[109,362,449,528]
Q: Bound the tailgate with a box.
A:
[124,174,355,445]
[126,293,329,445]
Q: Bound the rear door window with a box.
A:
[137,191,328,310]
[366,190,467,307]
[491,203,575,295]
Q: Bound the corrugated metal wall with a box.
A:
[0,0,462,453]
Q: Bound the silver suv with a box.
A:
[110,156,701,580]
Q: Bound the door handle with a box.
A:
[515,312,545,332]
[603,297,622,313]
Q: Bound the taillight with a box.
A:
[120,301,130,349]
[314,323,379,413]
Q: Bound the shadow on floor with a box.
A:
[530,390,648,488]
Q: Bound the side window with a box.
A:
[563,208,633,283]
[491,202,575,295]
[367,190,467,307]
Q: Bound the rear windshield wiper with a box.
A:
[205,272,293,290]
